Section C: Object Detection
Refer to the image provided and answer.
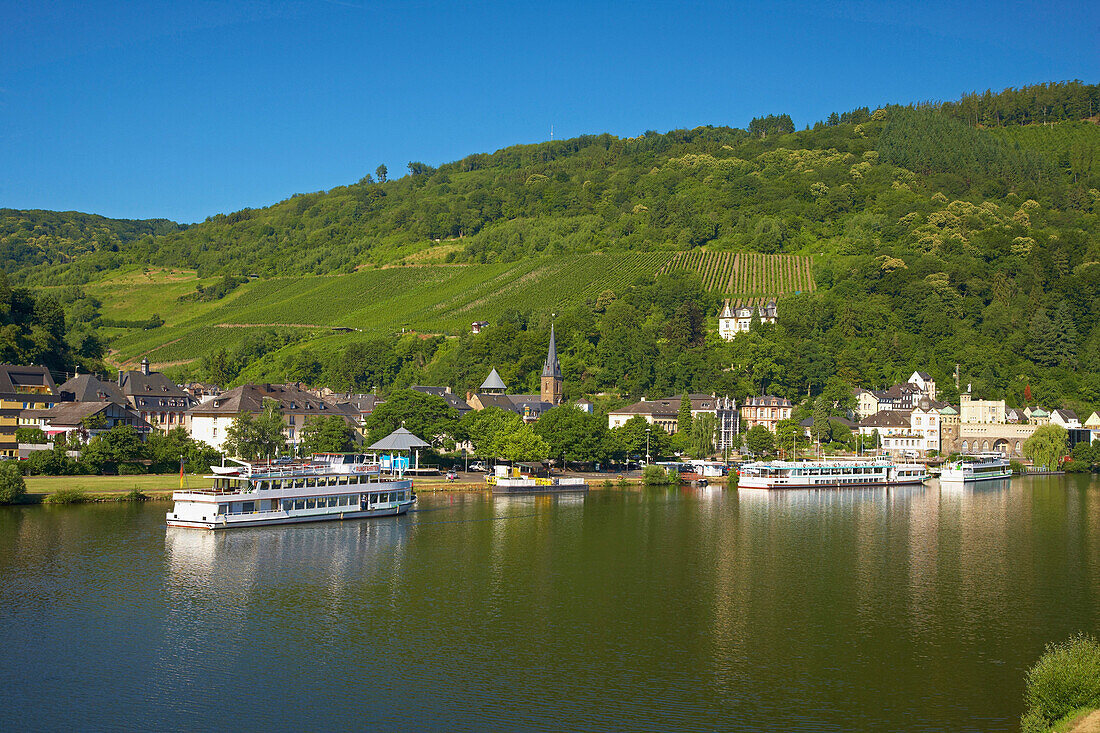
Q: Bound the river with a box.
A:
[1,474,1097,731]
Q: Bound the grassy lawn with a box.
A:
[25,474,191,499]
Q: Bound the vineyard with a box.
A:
[658,252,814,297]
[103,252,675,365]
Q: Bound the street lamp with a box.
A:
[645,427,651,467]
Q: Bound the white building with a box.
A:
[1050,409,1081,429]
[959,391,1005,424]
[718,299,777,340]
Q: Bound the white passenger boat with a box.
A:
[939,452,1012,483]
[166,453,415,530]
[737,458,927,489]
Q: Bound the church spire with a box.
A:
[540,322,563,405]
[541,324,561,380]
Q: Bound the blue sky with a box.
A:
[2,0,1097,223]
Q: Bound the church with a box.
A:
[465,324,563,422]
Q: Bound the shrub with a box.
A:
[1062,460,1088,473]
[118,463,147,475]
[0,461,26,504]
[122,488,149,502]
[43,488,90,505]
[600,480,614,490]
[642,465,675,485]
[1021,633,1100,730]
[1010,460,1027,475]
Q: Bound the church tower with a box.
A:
[540,324,563,405]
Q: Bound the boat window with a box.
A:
[327,497,338,507]
[282,500,292,511]
[241,501,254,513]
[306,498,316,509]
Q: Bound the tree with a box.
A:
[677,393,693,433]
[744,425,775,456]
[375,164,387,183]
[531,405,609,463]
[81,425,145,473]
[688,412,717,458]
[1023,425,1068,472]
[299,415,355,455]
[610,416,671,461]
[456,407,522,458]
[775,418,805,457]
[145,427,220,473]
[0,461,25,503]
[15,427,47,444]
[496,424,550,462]
[223,398,287,460]
[362,389,457,447]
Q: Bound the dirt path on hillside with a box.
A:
[1068,710,1100,733]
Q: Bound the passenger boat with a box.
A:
[737,458,927,490]
[939,453,1012,483]
[166,453,415,530]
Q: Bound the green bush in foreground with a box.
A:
[43,488,90,505]
[0,461,26,503]
[122,488,149,502]
[1021,633,1100,732]
[642,465,675,486]
[1010,460,1027,475]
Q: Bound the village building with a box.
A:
[186,383,358,453]
[411,386,470,416]
[465,328,564,422]
[607,394,739,451]
[852,372,938,419]
[1085,412,1100,441]
[118,358,194,432]
[1028,408,1051,426]
[1005,408,1028,423]
[740,395,792,433]
[857,410,924,456]
[1050,409,1081,429]
[718,299,777,340]
[0,364,59,457]
[959,391,1005,424]
[56,372,126,405]
[24,401,151,443]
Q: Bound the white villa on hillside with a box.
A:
[718,299,777,339]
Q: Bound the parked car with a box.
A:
[446,470,458,482]
[469,461,488,472]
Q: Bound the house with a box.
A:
[1085,412,1100,441]
[183,382,223,404]
[187,383,359,453]
[0,364,58,457]
[471,321,489,334]
[798,416,856,441]
[908,371,937,401]
[858,410,924,456]
[909,398,945,454]
[118,358,194,432]
[56,372,127,405]
[411,386,470,416]
[854,388,882,420]
[607,394,739,451]
[740,395,792,433]
[1005,408,1027,424]
[960,391,1005,424]
[1050,409,1081,429]
[25,401,151,442]
[718,299,777,339]
[854,372,939,419]
[575,399,593,414]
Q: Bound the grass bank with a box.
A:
[24,474,187,502]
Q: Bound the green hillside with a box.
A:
[7,80,1100,414]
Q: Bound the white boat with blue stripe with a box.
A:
[166,453,415,530]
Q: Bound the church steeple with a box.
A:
[540,323,563,405]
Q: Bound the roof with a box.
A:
[1030,408,1049,417]
[541,324,562,380]
[367,427,431,451]
[187,383,355,418]
[118,369,189,399]
[609,394,735,417]
[56,373,126,404]
[798,416,856,428]
[32,401,150,429]
[939,405,958,415]
[1084,412,1100,428]
[411,386,470,412]
[479,368,507,391]
[743,395,792,408]
[0,364,56,396]
[474,393,554,415]
[1053,409,1079,421]
[913,371,932,380]
[859,410,912,428]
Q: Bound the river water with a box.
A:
[1,474,1097,732]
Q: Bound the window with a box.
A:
[306,498,316,509]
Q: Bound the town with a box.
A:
[4,305,1098,479]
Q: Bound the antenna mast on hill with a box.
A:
[550,124,554,141]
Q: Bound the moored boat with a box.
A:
[737,458,927,490]
[486,464,588,494]
[939,452,1012,483]
[166,452,415,530]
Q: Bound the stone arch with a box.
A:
[1014,441,1022,456]
[993,439,1010,456]
[982,440,990,451]
[961,440,969,453]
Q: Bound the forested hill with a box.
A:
[0,210,183,276]
[8,81,1100,286]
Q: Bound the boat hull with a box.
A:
[939,470,1012,483]
[167,500,414,530]
[738,479,923,490]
